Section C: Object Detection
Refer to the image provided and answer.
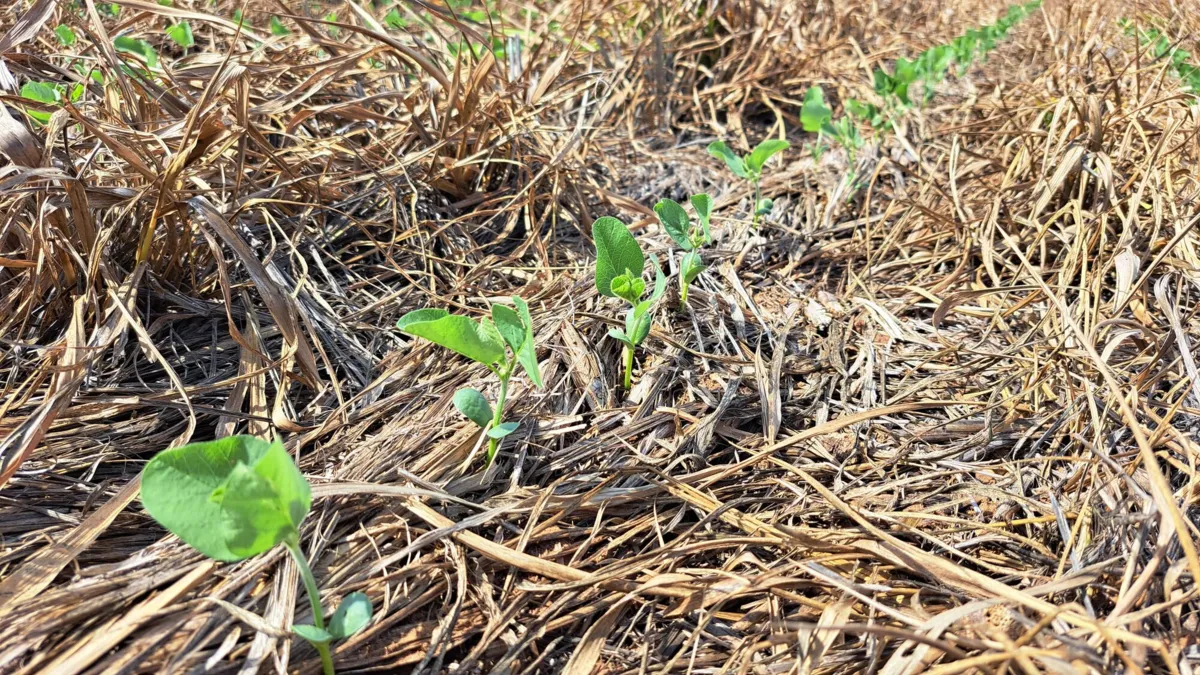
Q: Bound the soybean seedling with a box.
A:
[654,194,712,310]
[396,297,542,465]
[706,138,790,227]
[593,216,666,389]
[141,436,372,675]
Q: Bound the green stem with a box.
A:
[622,345,634,390]
[679,281,689,311]
[486,364,512,466]
[752,179,762,228]
[286,539,335,675]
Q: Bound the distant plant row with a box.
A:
[1121,21,1200,93]
[799,0,1043,165]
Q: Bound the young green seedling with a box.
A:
[141,436,372,675]
[706,138,790,227]
[396,297,542,465]
[654,194,712,310]
[801,86,833,159]
[593,216,666,388]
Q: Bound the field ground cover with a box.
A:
[2,0,1200,672]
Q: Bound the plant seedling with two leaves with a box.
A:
[593,216,666,389]
[141,436,372,675]
[654,194,712,310]
[706,138,790,227]
[396,297,542,465]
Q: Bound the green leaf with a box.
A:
[328,592,373,639]
[384,9,408,29]
[707,140,748,179]
[270,16,290,35]
[745,139,789,174]
[610,273,645,305]
[801,86,832,133]
[141,436,310,562]
[592,216,644,298]
[654,199,693,250]
[487,422,519,439]
[647,256,667,304]
[453,388,493,428]
[627,311,652,345]
[293,624,333,644]
[689,193,712,244]
[681,250,706,284]
[113,36,158,68]
[232,9,244,26]
[512,296,543,387]
[21,81,58,105]
[607,328,633,346]
[54,25,77,46]
[325,12,340,38]
[397,310,506,366]
[167,21,194,48]
[755,198,775,217]
[491,304,525,353]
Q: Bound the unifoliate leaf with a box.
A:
[114,36,158,68]
[707,140,748,179]
[512,296,542,387]
[592,216,644,298]
[647,255,667,304]
[690,193,713,243]
[628,311,652,345]
[653,199,693,250]
[681,250,706,284]
[607,328,633,346]
[21,81,58,104]
[755,198,775,217]
[328,592,373,639]
[293,624,333,643]
[801,86,832,133]
[487,422,519,439]
[491,304,525,352]
[397,311,506,365]
[142,436,309,562]
[746,139,790,174]
[211,460,299,559]
[167,21,194,48]
[384,8,408,29]
[453,388,493,428]
[270,16,290,35]
[54,25,77,46]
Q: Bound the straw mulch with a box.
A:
[1,0,1199,672]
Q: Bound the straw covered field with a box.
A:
[2,0,1200,672]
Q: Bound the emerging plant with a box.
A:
[707,138,790,227]
[396,298,542,465]
[654,194,712,310]
[593,216,666,388]
[141,436,372,675]
[166,21,195,49]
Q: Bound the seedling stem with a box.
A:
[622,345,634,390]
[487,357,514,464]
[285,538,336,675]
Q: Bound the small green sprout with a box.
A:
[113,36,158,69]
[141,436,372,675]
[593,216,666,389]
[270,16,291,36]
[654,194,712,310]
[384,9,408,29]
[707,138,790,226]
[167,21,195,49]
[396,298,542,465]
[54,25,76,47]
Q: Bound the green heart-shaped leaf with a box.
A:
[593,217,644,298]
[166,21,194,48]
[328,592,373,639]
[142,436,310,562]
[491,304,526,353]
[453,388,493,428]
[607,328,633,346]
[654,199,693,250]
[397,310,506,366]
[746,139,790,175]
[707,140,749,179]
[54,25,77,46]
